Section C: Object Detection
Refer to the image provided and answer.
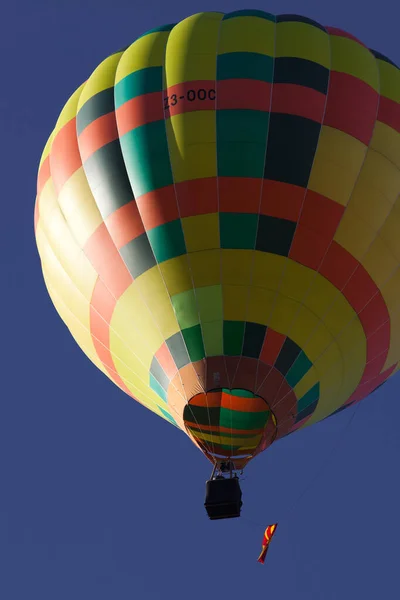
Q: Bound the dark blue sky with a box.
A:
[1,1,399,598]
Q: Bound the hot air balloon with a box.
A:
[35,10,400,519]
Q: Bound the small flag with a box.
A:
[257,523,278,564]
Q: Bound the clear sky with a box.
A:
[1,0,399,598]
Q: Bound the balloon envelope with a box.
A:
[35,10,400,469]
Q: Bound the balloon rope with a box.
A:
[240,401,361,532]
[241,515,263,530]
[283,402,361,519]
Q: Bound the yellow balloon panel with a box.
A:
[309,127,367,206]
[218,14,275,56]
[164,12,223,85]
[38,183,97,302]
[37,228,96,330]
[57,168,103,247]
[116,31,170,83]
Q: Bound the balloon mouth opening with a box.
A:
[183,388,277,469]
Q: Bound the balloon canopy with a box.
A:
[35,10,400,470]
